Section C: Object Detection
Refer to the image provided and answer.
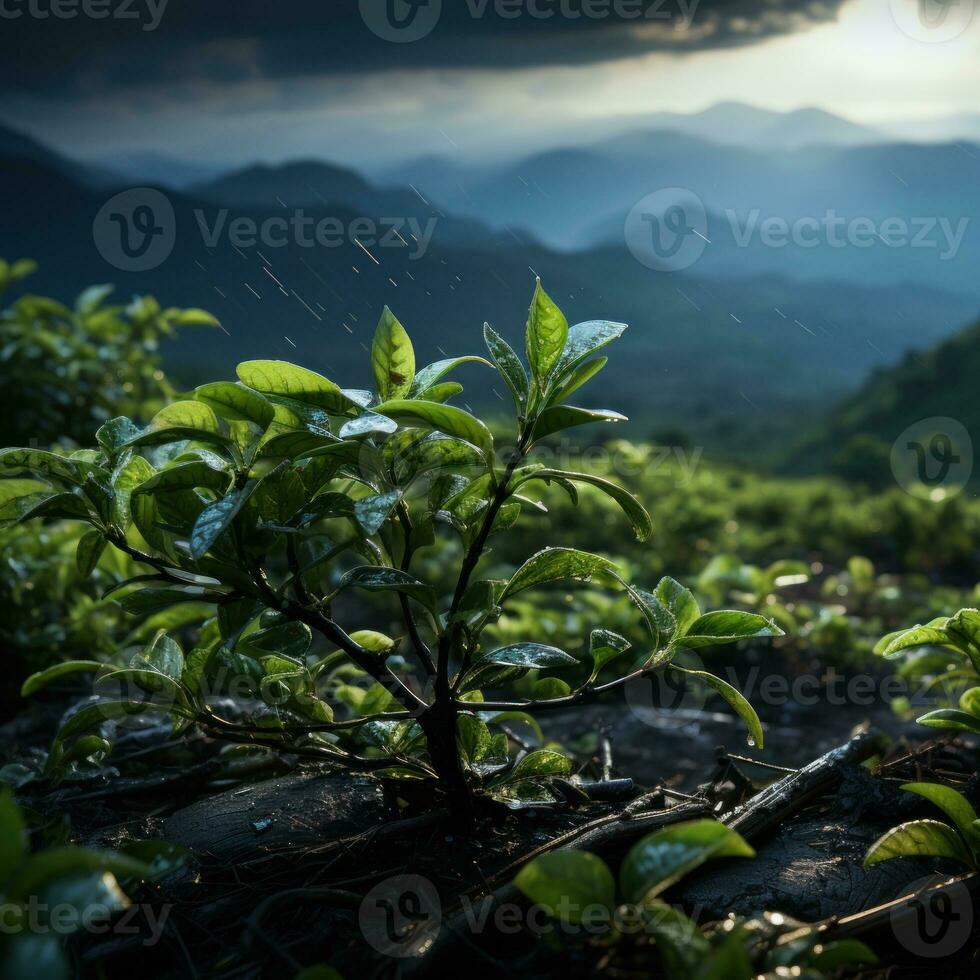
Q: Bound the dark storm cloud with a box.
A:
[0,0,850,95]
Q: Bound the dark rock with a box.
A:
[163,769,388,863]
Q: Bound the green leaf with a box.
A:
[875,621,960,659]
[338,412,399,439]
[76,529,107,578]
[372,307,416,401]
[128,401,225,448]
[20,661,106,697]
[237,360,358,415]
[96,417,141,455]
[418,382,463,403]
[620,819,755,903]
[531,405,627,442]
[349,630,398,654]
[654,577,701,637]
[477,643,577,669]
[191,483,255,559]
[674,668,764,748]
[679,611,782,649]
[555,319,628,378]
[119,588,213,616]
[516,469,652,542]
[864,819,974,868]
[389,433,485,484]
[901,783,980,851]
[0,478,49,509]
[338,566,437,614]
[374,399,494,454]
[409,355,491,397]
[589,629,631,674]
[525,279,568,385]
[354,490,402,536]
[512,749,572,778]
[514,850,616,922]
[484,322,529,408]
[132,630,184,681]
[502,547,618,600]
[11,846,151,902]
[135,461,230,495]
[194,381,275,430]
[917,709,980,734]
[56,701,163,740]
[960,686,980,716]
[457,714,492,765]
[0,448,81,485]
[615,580,675,650]
[488,710,543,743]
[534,677,571,699]
[239,622,313,661]
[549,356,607,404]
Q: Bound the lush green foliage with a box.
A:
[515,819,876,978]
[865,782,980,870]
[6,281,781,809]
[0,259,218,447]
[875,608,980,732]
[788,315,980,485]
[0,265,218,694]
[0,788,167,978]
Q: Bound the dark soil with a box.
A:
[5,681,980,978]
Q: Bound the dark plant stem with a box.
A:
[422,431,532,823]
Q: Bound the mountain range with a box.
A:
[1,110,978,459]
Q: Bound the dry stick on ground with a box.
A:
[721,728,887,839]
[407,730,887,973]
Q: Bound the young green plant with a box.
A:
[7,281,781,818]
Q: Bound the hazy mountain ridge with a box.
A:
[1,116,978,461]
[786,317,980,483]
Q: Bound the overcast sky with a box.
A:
[1,0,978,167]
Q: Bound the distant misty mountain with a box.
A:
[0,121,117,189]
[2,125,977,458]
[86,151,228,190]
[617,102,885,151]
[385,131,980,298]
[189,160,507,248]
[882,113,980,146]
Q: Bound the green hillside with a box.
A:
[787,316,980,485]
